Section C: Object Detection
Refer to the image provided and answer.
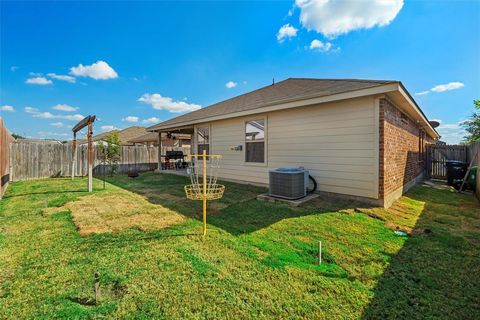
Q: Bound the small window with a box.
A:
[197,126,209,155]
[245,120,265,163]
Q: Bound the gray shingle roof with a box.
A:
[92,126,147,145]
[148,78,397,130]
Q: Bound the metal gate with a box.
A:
[426,144,468,180]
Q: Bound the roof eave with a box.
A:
[396,82,440,139]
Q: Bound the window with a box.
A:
[197,126,209,155]
[419,129,425,162]
[245,120,265,163]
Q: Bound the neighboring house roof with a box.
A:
[92,130,120,142]
[88,126,148,145]
[115,126,148,144]
[15,138,63,144]
[148,78,439,139]
[127,132,158,144]
[127,132,191,144]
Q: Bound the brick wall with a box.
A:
[379,98,433,199]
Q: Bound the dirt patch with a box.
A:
[47,191,185,236]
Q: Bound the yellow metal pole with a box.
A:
[202,149,207,236]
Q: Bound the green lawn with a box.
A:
[0,173,479,319]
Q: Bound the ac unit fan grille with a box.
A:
[269,170,307,199]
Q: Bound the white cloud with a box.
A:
[37,131,69,137]
[415,82,465,96]
[436,120,467,144]
[277,24,298,42]
[52,104,79,112]
[50,122,64,128]
[25,77,52,85]
[295,0,404,38]
[101,125,120,132]
[309,39,339,52]
[138,93,202,113]
[69,60,118,80]
[225,81,238,89]
[122,116,139,123]
[33,112,56,119]
[1,105,15,112]
[24,107,39,113]
[47,73,76,83]
[415,90,430,96]
[25,107,84,121]
[288,5,295,17]
[142,117,160,124]
[431,82,464,93]
[61,114,85,121]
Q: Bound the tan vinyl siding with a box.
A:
[195,96,379,199]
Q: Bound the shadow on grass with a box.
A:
[2,189,87,199]
[361,186,480,319]
[103,172,372,235]
[83,231,202,246]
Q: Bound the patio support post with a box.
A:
[202,149,207,236]
[157,131,162,172]
[72,115,96,192]
[71,132,76,180]
[87,122,93,192]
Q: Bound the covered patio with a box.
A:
[152,126,194,173]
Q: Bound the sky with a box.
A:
[1,0,479,143]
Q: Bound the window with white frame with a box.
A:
[245,119,265,163]
[197,126,209,155]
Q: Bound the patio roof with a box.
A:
[128,132,192,144]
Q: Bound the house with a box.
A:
[147,78,439,208]
[127,132,191,147]
[83,126,149,146]
[15,138,63,144]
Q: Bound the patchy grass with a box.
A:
[45,188,185,236]
[0,173,479,319]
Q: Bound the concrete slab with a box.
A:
[257,193,320,207]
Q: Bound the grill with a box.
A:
[166,150,184,160]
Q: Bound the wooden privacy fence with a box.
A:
[426,144,468,179]
[10,142,190,181]
[0,118,13,198]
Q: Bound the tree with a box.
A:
[462,99,480,144]
[11,133,24,139]
[97,133,121,176]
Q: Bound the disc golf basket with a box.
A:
[185,150,225,236]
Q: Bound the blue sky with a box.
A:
[1,0,479,143]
